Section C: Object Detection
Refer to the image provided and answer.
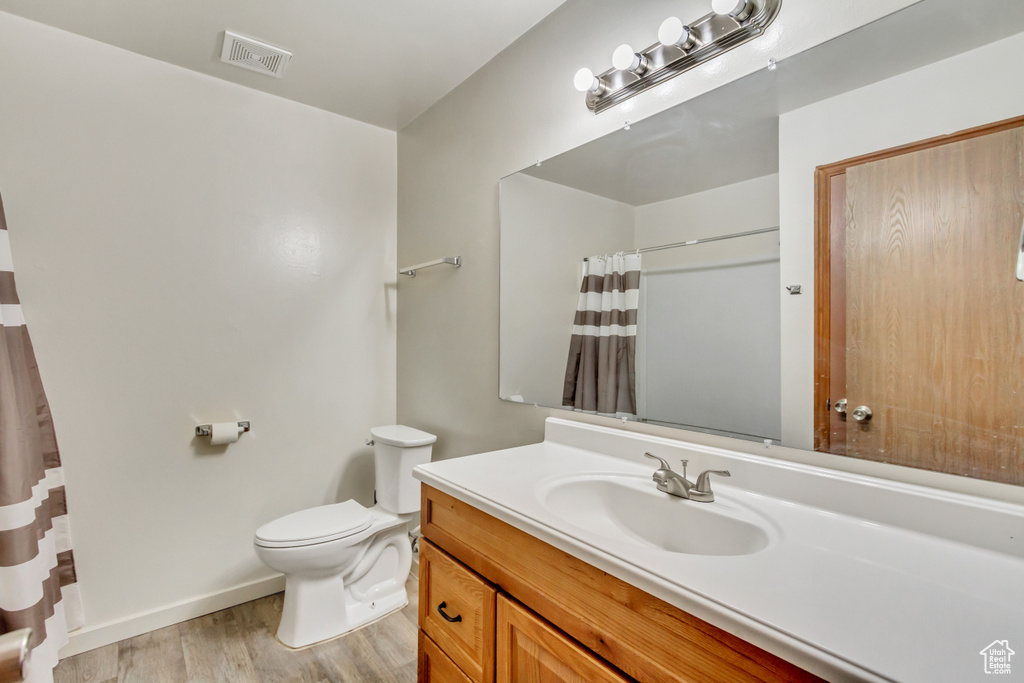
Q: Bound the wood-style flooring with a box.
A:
[53,573,419,683]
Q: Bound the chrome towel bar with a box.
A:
[399,256,461,278]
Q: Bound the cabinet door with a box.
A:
[420,540,496,683]
[497,595,629,683]
[419,631,474,683]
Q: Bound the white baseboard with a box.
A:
[59,574,286,658]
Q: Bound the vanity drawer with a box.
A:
[497,595,630,683]
[419,540,496,683]
[419,630,474,683]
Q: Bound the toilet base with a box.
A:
[268,516,414,649]
[276,587,409,649]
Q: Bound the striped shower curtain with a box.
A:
[0,192,83,682]
[562,252,642,417]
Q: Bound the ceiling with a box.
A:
[522,89,781,207]
[521,0,1024,206]
[0,0,566,131]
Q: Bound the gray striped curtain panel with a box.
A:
[562,252,641,417]
[0,191,83,683]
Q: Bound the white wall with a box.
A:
[778,30,1024,449]
[0,11,397,652]
[499,173,633,407]
[634,174,780,268]
[634,175,780,439]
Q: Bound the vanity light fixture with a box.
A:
[574,0,782,113]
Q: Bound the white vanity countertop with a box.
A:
[413,418,1024,683]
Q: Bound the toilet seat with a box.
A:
[254,500,372,548]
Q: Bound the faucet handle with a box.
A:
[694,469,731,493]
[643,452,673,471]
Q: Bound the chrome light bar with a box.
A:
[575,0,782,113]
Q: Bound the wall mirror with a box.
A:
[499,0,1024,485]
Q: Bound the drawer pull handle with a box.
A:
[437,602,462,623]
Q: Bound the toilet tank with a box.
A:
[370,425,437,514]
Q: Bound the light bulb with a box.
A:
[573,67,601,94]
[711,0,753,20]
[612,44,639,71]
[612,44,647,73]
[658,17,698,51]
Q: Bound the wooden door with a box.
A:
[840,127,1024,483]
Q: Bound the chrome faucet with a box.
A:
[643,452,730,503]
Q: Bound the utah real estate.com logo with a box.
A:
[980,640,1014,675]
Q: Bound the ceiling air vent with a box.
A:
[220,30,291,78]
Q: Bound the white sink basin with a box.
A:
[536,472,773,556]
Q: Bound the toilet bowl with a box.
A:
[253,425,436,648]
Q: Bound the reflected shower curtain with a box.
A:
[562,252,641,417]
[0,192,83,683]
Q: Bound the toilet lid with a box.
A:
[370,425,437,448]
[254,501,372,547]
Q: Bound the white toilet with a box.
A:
[253,425,436,648]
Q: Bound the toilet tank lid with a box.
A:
[370,425,437,448]
[254,500,371,546]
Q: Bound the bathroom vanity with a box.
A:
[414,419,1024,682]
[416,487,818,682]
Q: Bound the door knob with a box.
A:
[852,405,872,422]
[833,398,847,414]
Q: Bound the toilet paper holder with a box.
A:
[195,421,250,438]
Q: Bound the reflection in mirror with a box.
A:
[815,120,1024,486]
[500,87,783,440]
[500,150,782,442]
[500,0,1024,482]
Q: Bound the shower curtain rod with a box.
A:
[585,226,779,260]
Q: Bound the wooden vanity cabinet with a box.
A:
[417,485,823,683]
